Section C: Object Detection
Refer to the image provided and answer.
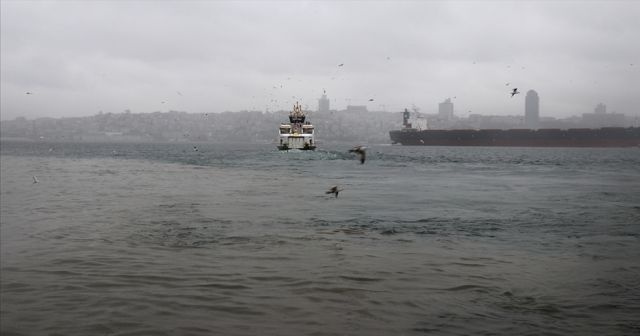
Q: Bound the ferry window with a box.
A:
[280,128,290,134]
[303,128,313,134]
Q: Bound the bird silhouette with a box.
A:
[338,63,344,67]
[25,92,33,95]
[349,146,366,164]
[326,185,343,198]
[32,175,39,184]
[368,98,374,102]
[510,88,520,97]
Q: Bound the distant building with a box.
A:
[318,93,330,113]
[525,90,539,129]
[594,103,606,114]
[582,111,626,128]
[345,105,368,113]
[438,98,454,120]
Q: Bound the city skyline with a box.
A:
[1,1,639,121]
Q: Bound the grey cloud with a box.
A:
[1,0,639,120]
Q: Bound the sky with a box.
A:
[1,0,639,121]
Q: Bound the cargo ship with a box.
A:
[389,109,640,147]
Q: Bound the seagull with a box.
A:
[25,92,33,95]
[326,185,343,198]
[193,146,198,152]
[338,63,344,67]
[349,146,366,164]
[510,88,520,97]
[32,175,39,184]
[368,98,374,102]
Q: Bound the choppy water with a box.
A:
[1,140,639,335]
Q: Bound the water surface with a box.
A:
[1,141,639,335]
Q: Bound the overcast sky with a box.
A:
[1,0,639,121]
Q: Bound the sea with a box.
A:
[1,140,639,336]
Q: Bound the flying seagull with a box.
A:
[338,63,344,67]
[32,175,39,184]
[368,98,374,102]
[25,92,33,95]
[326,185,343,198]
[510,88,520,97]
[349,145,366,164]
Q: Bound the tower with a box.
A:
[438,98,454,119]
[318,92,330,113]
[525,90,539,129]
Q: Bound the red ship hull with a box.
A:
[389,127,640,147]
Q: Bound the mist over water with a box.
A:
[1,141,639,335]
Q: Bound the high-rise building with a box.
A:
[438,98,454,119]
[525,90,539,129]
[318,93,330,113]
[594,103,606,114]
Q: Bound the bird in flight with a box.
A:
[510,88,520,97]
[349,146,367,164]
[338,63,344,67]
[25,92,33,95]
[32,175,39,184]
[368,98,374,102]
[326,185,343,198]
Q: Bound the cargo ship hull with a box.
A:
[389,127,640,147]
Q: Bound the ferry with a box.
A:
[277,102,316,150]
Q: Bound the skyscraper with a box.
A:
[525,90,539,129]
[438,98,454,119]
[318,93,330,113]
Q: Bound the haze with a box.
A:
[1,0,639,121]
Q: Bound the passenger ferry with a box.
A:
[277,102,316,150]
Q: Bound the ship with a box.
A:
[277,102,316,150]
[389,109,640,147]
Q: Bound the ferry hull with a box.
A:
[277,144,316,151]
[389,127,640,147]
[277,135,315,151]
